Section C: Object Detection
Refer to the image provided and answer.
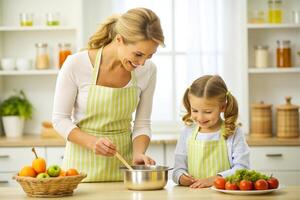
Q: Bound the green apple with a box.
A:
[47,165,61,177]
[36,173,50,179]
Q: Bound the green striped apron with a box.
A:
[187,124,230,179]
[62,48,138,182]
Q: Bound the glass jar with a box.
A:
[20,13,33,26]
[268,0,282,23]
[35,43,50,69]
[249,10,265,24]
[254,45,269,68]
[46,13,60,26]
[276,40,292,68]
[58,43,72,68]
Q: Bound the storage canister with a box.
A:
[250,101,272,138]
[276,96,299,138]
[254,45,269,68]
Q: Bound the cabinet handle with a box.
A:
[0,155,10,159]
[60,156,64,160]
[265,153,283,157]
[0,180,9,184]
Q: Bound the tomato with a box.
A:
[239,180,253,190]
[214,177,226,189]
[255,179,269,190]
[267,177,279,189]
[225,181,239,190]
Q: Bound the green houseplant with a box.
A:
[0,90,33,137]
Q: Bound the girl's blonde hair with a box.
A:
[182,75,239,139]
[88,7,165,49]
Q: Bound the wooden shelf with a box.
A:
[0,26,77,32]
[247,24,300,29]
[0,69,59,75]
[248,67,300,74]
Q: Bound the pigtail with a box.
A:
[182,88,193,126]
[88,15,120,49]
[223,92,239,139]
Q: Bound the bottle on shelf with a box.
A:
[20,13,34,26]
[268,0,282,24]
[276,40,292,68]
[35,43,50,70]
[46,13,60,26]
[58,43,72,69]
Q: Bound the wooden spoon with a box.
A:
[115,152,133,171]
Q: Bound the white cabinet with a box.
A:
[45,147,65,167]
[0,0,82,135]
[146,143,164,166]
[243,0,300,135]
[165,144,176,168]
[250,146,300,185]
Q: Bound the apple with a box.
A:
[36,173,50,179]
[47,165,61,177]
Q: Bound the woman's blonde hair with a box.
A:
[88,7,165,49]
[182,75,239,139]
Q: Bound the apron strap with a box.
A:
[191,121,225,140]
[92,48,103,85]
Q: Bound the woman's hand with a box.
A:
[189,176,216,189]
[133,153,156,165]
[92,137,116,156]
[179,173,196,186]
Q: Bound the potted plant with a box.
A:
[0,90,33,138]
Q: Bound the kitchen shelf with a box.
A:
[247,24,300,29]
[0,26,77,32]
[0,69,59,75]
[248,67,300,74]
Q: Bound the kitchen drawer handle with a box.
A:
[0,180,9,184]
[265,153,283,157]
[0,155,10,159]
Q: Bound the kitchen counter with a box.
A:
[0,182,299,200]
[0,134,300,147]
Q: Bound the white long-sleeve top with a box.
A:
[172,125,250,184]
[52,50,156,140]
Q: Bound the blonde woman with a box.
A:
[52,8,164,182]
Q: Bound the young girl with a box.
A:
[172,75,250,188]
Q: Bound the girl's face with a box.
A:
[116,36,158,71]
[189,94,225,131]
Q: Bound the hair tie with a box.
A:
[226,91,230,97]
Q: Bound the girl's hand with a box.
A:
[133,153,156,165]
[189,176,215,189]
[92,137,116,156]
[179,173,196,186]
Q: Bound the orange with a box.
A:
[59,169,67,177]
[66,168,79,176]
[32,158,46,174]
[19,166,37,177]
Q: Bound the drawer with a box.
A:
[0,172,18,187]
[0,147,46,172]
[250,147,300,171]
[46,147,65,166]
[257,170,300,186]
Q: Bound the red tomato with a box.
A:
[239,180,253,190]
[267,177,279,189]
[255,179,269,190]
[225,181,239,190]
[214,177,226,189]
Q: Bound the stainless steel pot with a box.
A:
[121,165,172,190]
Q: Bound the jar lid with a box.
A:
[35,43,48,47]
[251,101,272,108]
[254,45,269,50]
[58,43,71,48]
[276,96,299,110]
[277,40,291,45]
[268,0,282,3]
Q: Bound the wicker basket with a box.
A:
[13,173,87,198]
[276,96,299,138]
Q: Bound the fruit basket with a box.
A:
[13,173,87,198]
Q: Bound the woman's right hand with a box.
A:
[179,173,196,186]
[92,137,117,156]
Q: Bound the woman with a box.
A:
[52,7,165,182]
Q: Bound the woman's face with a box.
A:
[117,36,159,71]
[189,94,225,131]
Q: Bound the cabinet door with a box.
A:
[0,147,46,172]
[0,172,18,187]
[45,147,65,167]
[165,144,176,168]
[146,144,164,165]
[256,170,300,185]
